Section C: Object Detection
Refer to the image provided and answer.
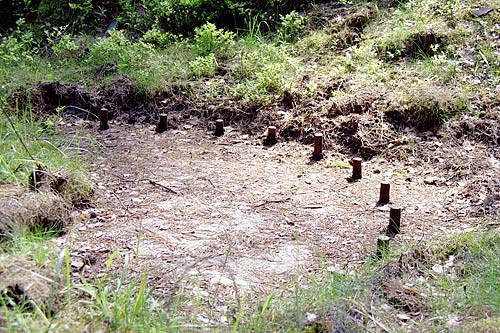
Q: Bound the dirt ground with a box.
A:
[58,119,497,304]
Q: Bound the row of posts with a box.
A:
[100,113,402,256]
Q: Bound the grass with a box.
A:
[3,229,498,331]
[231,230,500,332]
[0,95,92,202]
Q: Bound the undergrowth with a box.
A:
[1,0,498,130]
[0,95,92,205]
[1,228,499,332]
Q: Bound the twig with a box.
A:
[12,264,55,283]
[148,179,178,194]
[110,173,149,183]
[254,197,291,207]
[111,192,131,212]
[341,298,391,332]
[206,178,216,188]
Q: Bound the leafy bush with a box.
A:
[86,30,155,70]
[193,23,235,59]
[140,28,178,48]
[44,26,81,60]
[0,19,38,71]
[189,54,217,78]
[277,11,306,43]
[231,43,300,101]
[256,62,287,93]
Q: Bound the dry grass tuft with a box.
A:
[0,185,71,240]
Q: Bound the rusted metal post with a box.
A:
[265,126,277,146]
[312,133,323,160]
[156,113,168,133]
[386,205,401,237]
[376,235,391,258]
[99,108,109,131]
[214,119,224,136]
[378,182,390,205]
[351,157,362,179]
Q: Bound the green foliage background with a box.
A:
[0,0,318,36]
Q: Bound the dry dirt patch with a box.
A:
[61,123,491,302]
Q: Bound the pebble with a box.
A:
[424,176,438,185]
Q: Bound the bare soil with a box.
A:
[58,119,498,304]
[4,79,499,314]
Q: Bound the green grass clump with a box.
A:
[1,244,178,332]
[429,232,500,315]
[224,230,500,332]
[0,97,92,203]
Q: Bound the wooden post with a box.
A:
[312,133,323,160]
[214,119,224,136]
[265,126,277,146]
[378,182,390,205]
[376,235,391,258]
[99,108,109,131]
[386,205,401,237]
[351,157,362,179]
[156,113,168,133]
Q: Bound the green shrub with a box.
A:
[189,54,217,78]
[277,10,306,43]
[193,23,235,59]
[231,43,300,101]
[140,28,178,48]
[0,19,38,68]
[256,62,287,93]
[86,30,155,69]
[44,26,81,60]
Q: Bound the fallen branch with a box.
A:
[254,197,291,208]
[148,180,179,194]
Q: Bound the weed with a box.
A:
[1,246,177,332]
[193,23,236,59]
[189,54,217,79]
[3,227,60,265]
[277,11,306,43]
[330,160,351,169]
[44,26,81,61]
[243,13,269,41]
[0,96,92,204]
[86,30,155,70]
[0,19,38,70]
[141,27,179,48]
[231,42,300,101]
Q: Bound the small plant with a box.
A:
[68,0,93,27]
[141,27,178,48]
[277,11,306,43]
[86,30,155,70]
[193,23,235,59]
[244,13,270,41]
[45,26,80,60]
[189,54,217,78]
[256,62,287,93]
[330,160,351,169]
[0,96,92,205]
[75,251,170,331]
[0,19,38,69]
